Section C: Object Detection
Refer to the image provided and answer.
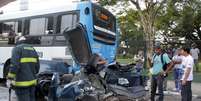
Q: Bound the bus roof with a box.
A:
[0,1,90,22]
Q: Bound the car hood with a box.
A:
[63,23,92,65]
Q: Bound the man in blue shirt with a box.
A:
[149,45,172,101]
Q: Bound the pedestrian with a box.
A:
[148,44,173,101]
[190,44,200,72]
[181,47,194,101]
[172,48,184,92]
[135,51,144,69]
[162,48,168,91]
[6,36,40,101]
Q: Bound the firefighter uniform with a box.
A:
[7,43,39,101]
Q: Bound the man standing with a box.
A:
[149,45,172,101]
[7,36,40,101]
[190,44,200,72]
[181,47,194,101]
[172,48,184,92]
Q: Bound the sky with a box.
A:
[0,0,81,12]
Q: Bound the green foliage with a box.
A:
[99,0,118,6]
[118,9,145,55]
[99,0,128,6]
[171,0,201,42]
[100,0,201,51]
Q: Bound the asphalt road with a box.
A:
[0,87,16,101]
[0,81,201,101]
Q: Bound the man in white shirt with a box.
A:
[181,47,194,101]
[190,45,200,72]
[172,49,184,92]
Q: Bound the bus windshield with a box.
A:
[93,4,116,33]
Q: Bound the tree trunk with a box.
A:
[140,15,155,68]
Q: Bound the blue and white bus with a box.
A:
[0,1,118,78]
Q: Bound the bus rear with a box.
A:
[76,2,118,64]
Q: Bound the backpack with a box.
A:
[153,53,168,71]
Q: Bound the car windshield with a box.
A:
[39,60,71,74]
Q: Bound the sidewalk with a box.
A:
[166,80,201,97]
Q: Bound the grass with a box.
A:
[116,58,133,64]
[117,58,201,83]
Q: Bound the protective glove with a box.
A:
[6,80,13,88]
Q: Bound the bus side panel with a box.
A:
[34,47,72,60]
[0,64,4,78]
[0,47,13,78]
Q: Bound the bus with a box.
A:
[0,1,119,78]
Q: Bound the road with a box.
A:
[0,81,201,101]
[0,87,16,101]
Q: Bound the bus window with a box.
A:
[0,21,17,45]
[92,4,116,45]
[0,23,2,34]
[56,13,78,33]
[23,19,30,35]
[29,18,46,35]
[17,21,22,34]
[93,5,116,33]
[47,17,54,34]
[24,16,54,36]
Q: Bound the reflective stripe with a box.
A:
[20,58,37,63]
[14,79,37,87]
[7,72,16,78]
[24,47,35,51]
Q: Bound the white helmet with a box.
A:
[18,36,26,41]
[16,36,27,44]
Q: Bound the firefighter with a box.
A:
[6,36,40,101]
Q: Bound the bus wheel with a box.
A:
[0,65,9,86]
[3,64,10,79]
[3,59,11,80]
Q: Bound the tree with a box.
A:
[118,10,145,55]
[155,0,181,43]
[100,0,168,68]
[99,0,120,6]
[129,0,168,64]
[100,0,167,54]
[173,0,201,42]
[157,0,201,46]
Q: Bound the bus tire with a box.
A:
[3,59,11,79]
